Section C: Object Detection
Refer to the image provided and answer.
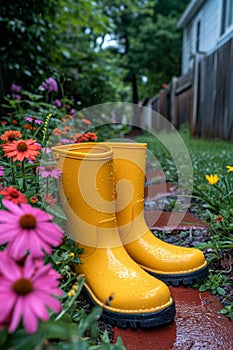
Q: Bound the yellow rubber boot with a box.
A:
[105,142,208,286]
[52,143,175,328]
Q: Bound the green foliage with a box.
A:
[137,127,233,320]
[220,303,233,321]
[0,306,126,350]
[100,0,189,100]
[0,0,60,88]
[0,0,189,106]
[197,271,228,296]
[0,82,126,349]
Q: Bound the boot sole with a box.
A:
[81,287,176,329]
[143,264,209,286]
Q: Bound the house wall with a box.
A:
[182,0,221,74]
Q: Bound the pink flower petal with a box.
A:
[35,226,63,246]
[2,199,23,215]
[0,226,18,244]
[34,292,62,313]
[8,235,29,260]
[0,255,22,280]
[26,232,42,254]
[9,296,24,333]
[0,293,16,322]
[26,294,49,321]
[22,300,39,333]
[0,211,21,222]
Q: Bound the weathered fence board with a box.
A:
[194,38,233,140]
[144,36,233,141]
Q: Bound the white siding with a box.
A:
[181,0,221,74]
[202,0,220,51]
[182,24,194,73]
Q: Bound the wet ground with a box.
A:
[111,166,233,349]
[113,286,233,349]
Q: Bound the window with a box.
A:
[221,0,233,34]
[196,20,201,51]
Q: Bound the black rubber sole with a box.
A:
[81,287,176,329]
[144,264,209,286]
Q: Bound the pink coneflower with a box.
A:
[0,253,63,333]
[0,186,27,204]
[0,130,22,143]
[0,166,4,176]
[43,193,58,206]
[37,165,62,178]
[2,139,41,162]
[25,116,43,125]
[0,200,63,259]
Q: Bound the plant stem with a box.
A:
[22,160,27,192]
[11,159,16,185]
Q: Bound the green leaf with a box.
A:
[40,319,78,340]
[220,309,228,315]
[1,327,46,350]
[45,205,67,220]
[216,287,226,296]
[199,284,208,292]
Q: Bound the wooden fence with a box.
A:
[143,37,233,141]
[195,38,233,140]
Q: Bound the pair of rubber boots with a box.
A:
[52,142,208,328]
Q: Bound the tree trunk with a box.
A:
[132,73,138,104]
[131,73,141,130]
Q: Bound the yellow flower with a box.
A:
[68,290,75,297]
[205,174,219,185]
[69,252,75,258]
[72,283,78,291]
[226,165,233,173]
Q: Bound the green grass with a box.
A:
[136,126,233,319]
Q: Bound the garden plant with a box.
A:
[0,78,126,350]
[0,77,233,349]
[137,130,233,321]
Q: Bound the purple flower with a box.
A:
[0,166,4,177]
[70,108,76,115]
[0,253,63,333]
[54,99,62,108]
[10,83,22,100]
[39,77,58,93]
[10,84,21,93]
[12,94,21,100]
[25,116,43,125]
[38,165,62,178]
[41,147,52,155]
[60,138,73,144]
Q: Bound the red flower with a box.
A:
[0,130,22,143]
[0,186,27,204]
[29,196,38,204]
[2,139,41,162]
[82,118,91,125]
[24,123,36,131]
[75,132,97,143]
[214,214,224,223]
